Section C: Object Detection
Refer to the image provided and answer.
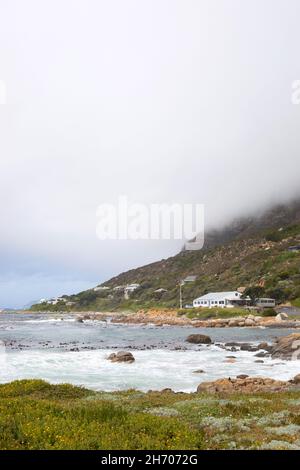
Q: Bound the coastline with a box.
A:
[75,309,300,329]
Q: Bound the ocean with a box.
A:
[0,313,298,392]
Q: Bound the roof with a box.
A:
[194,291,241,302]
[183,275,197,282]
[125,283,140,290]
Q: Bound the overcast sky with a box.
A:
[0,0,300,308]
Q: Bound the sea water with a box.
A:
[0,314,298,392]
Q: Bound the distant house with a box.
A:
[182,275,197,284]
[94,286,110,292]
[124,283,141,300]
[255,298,276,308]
[288,245,300,252]
[124,283,140,293]
[46,298,66,305]
[193,291,245,309]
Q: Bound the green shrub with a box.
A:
[292,298,300,308]
[0,381,204,450]
[260,308,277,317]
[265,230,282,242]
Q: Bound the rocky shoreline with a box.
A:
[76,309,300,329]
[196,374,300,394]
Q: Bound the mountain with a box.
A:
[31,198,300,312]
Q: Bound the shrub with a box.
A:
[265,230,282,242]
[260,308,277,317]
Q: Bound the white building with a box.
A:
[125,283,140,293]
[124,283,141,300]
[193,291,243,309]
[182,275,197,284]
[46,297,67,305]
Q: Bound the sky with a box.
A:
[0,0,300,308]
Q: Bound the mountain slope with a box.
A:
[31,199,300,312]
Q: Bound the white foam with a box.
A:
[23,318,76,324]
[0,347,298,392]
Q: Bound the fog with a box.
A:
[0,0,300,307]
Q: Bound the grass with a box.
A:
[179,307,253,320]
[1,380,300,450]
[292,298,300,308]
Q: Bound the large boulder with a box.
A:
[276,313,289,322]
[270,333,300,360]
[197,377,288,394]
[292,374,300,384]
[186,334,212,344]
[107,351,135,363]
[257,342,271,351]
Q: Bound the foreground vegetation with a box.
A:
[1,380,300,450]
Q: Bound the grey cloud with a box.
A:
[0,0,300,307]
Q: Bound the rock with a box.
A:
[271,333,300,360]
[240,343,258,352]
[82,314,91,320]
[197,377,288,394]
[107,351,135,363]
[76,317,84,323]
[292,374,300,384]
[254,360,264,363]
[186,334,212,344]
[254,316,263,323]
[255,352,269,358]
[276,312,289,321]
[223,358,236,363]
[257,342,271,351]
[245,319,255,327]
[193,369,205,374]
[236,374,249,379]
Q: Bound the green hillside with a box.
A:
[31,200,300,312]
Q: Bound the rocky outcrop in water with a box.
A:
[270,333,300,360]
[107,351,135,363]
[186,334,212,344]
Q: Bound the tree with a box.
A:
[242,286,265,303]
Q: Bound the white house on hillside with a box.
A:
[124,283,141,300]
[193,291,244,309]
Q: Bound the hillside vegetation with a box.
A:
[31,200,300,312]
